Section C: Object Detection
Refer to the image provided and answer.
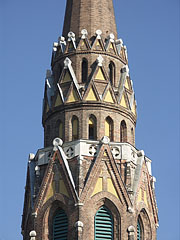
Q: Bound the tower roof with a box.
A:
[62,0,117,38]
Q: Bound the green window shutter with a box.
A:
[53,209,68,240]
[137,219,141,240]
[95,206,114,240]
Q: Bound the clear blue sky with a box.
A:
[0,0,179,239]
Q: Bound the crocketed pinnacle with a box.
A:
[62,0,117,39]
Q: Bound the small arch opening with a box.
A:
[120,120,127,142]
[109,61,115,85]
[72,116,79,141]
[105,116,113,141]
[89,115,97,140]
[137,216,144,240]
[82,58,88,83]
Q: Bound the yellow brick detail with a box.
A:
[104,90,114,103]
[144,190,148,206]
[110,43,114,49]
[120,94,128,108]
[105,120,110,138]
[95,68,105,80]
[59,179,69,197]
[125,79,129,90]
[67,88,79,103]
[107,178,119,198]
[132,101,136,115]
[96,40,101,47]
[92,177,103,196]
[62,71,72,83]
[46,181,55,201]
[55,94,62,107]
[137,188,142,203]
[86,87,98,101]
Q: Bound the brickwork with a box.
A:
[22,0,158,239]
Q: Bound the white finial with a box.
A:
[68,31,76,41]
[81,29,88,39]
[101,136,110,144]
[109,33,115,42]
[53,42,58,47]
[53,138,63,147]
[96,29,102,39]
[97,55,104,66]
[29,231,36,240]
[64,57,72,68]
[28,153,35,162]
[58,36,66,45]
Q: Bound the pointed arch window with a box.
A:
[82,58,88,83]
[109,62,115,85]
[56,120,63,140]
[89,115,97,140]
[131,127,134,145]
[53,209,68,240]
[120,120,127,142]
[137,217,143,240]
[105,117,113,141]
[95,206,114,240]
[72,116,79,141]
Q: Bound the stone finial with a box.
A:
[81,29,88,39]
[97,55,104,66]
[125,65,130,77]
[109,33,115,42]
[53,138,63,149]
[96,29,102,39]
[29,230,36,240]
[64,57,72,68]
[58,36,66,44]
[128,226,135,239]
[28,153,35,162]
[74,221,84,232]
[128,207,134,213]
[101,136,110,144]
[68,31,76,41]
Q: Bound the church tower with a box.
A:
[22,0,159,239]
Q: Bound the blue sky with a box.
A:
[0,0,179,239]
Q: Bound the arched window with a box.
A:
[120,120,127,142]
[53,209,68,240]
[95,206,114,240]
[137,217,143,240]
[89,115,97,140]
[56,120,63,140]
[109,62,115,85]
[105,117,113,141]
[131,127,134,145]
[72,116,79,141]
[82,58,88,83]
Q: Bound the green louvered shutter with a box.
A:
[137,219,141,240]
[53,209,68,240]
[95,206,114,240]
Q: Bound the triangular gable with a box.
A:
[120,46,127,62]
[83,81,100,102]
[94,66,109,82]
[77,38,91,51]
[106,41,117,55]
[34,149,78,212]
[120,92,129,109]
[91,38,105,51]
[65,83,80,103]
[102,84,117,104]
[80,144,132,207]
[61,70,72,84]
[124,77,132,91]
[54,94,63,107]
[64,40,76,53]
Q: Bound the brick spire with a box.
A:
[62,0,117,39]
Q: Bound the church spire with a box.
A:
[62,0,117,38]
